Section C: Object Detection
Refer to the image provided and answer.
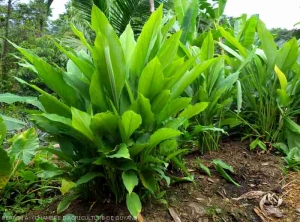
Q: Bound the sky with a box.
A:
[41,0,300,29]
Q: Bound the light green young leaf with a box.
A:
[60,179,76,195]
[120,111,142,143]
[174,0,189,24]
[257,20,277,66]
[54,42,94,81]
[218,26,247,58]
[130,94,155,127]
[70,24,93,52]
[179,102,209,119]
[71,107,93,141]
[151,90,171,115]
[10,128,39,165]
[200,31,214,61]
[149,128,182,149]
[93,33,126,109]
[120,24,136,66]
[138,57,164,100]
[157,31,182,69]
[122,171,138,194]
[275,38,298,72]
[107,144,130,159]
[171,58,217,99]
[130,5,163,77]
[158,97,191,123]
[126,192,142,219]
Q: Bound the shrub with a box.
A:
[7,5,217,218]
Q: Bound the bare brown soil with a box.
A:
[26,141,300,222]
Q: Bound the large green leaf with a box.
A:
[90,112,119,138]
[200,31,214,61]
[130,5,163,78]
[178,102,209,119]
[157,31,182,69]
[171,58,217,99]
[138,57,164,100]
[71,107,93,141]
[1,115,26,131]
[89,71,109,111]
[275,38,298,72]
[92,5,127,106]
[126,192,141,219]
[10,128,39,165]
[120,24,136,66]
[158,97,191,123]
[257,20,277,66]
[151,90,171,115]
[0,93,43,110]
[139,169,156,194]
[107,144,130,159]
[120,111,142,143]
[93,33,126,110]
[12,43,78,107]
[238,15,258,49]
[0,148,12,189]
[173,0,189,24]
[70,24,93,52]
[180,0,199,43]
[122,170,138,194]
[218,26,247,58]
[54,42,94,80]
[14,77,71,119]
[149,128,182,149]
[130,94,155,127]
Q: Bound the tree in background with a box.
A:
[0,0,67,95]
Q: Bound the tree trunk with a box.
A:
[1,0,12,79]
[149,0,155,13]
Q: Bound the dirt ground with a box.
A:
[26,140,300,222]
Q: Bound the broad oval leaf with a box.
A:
[122,170,138,194]
[10,128,39,165]
[120,111,142,143]
[126,192,142,219]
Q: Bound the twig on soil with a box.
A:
[254,207,273,222]
[282,189,293,197]
[282,179,297,189]
[168,207,182,222]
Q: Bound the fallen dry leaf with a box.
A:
[233,191,266,201]
[264,205,283,218]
